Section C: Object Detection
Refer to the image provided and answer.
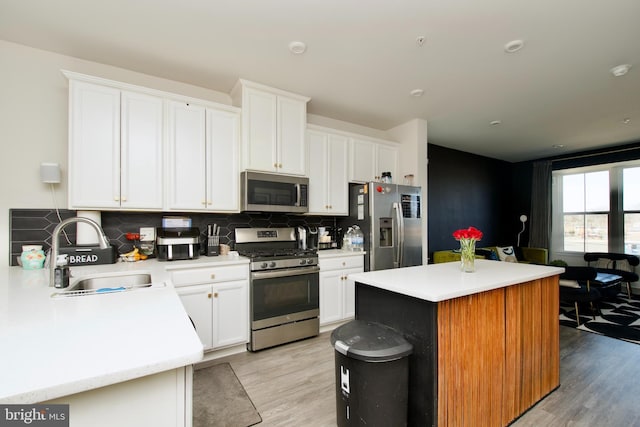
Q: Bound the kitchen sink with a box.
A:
[52,272,158,298]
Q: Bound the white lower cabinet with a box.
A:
[45,367,192,427]
[173,265,249,351]
[319,254,364,325]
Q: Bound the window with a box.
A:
[552,161,640,255]
[623,167,640,255]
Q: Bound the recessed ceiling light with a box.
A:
[410,89,424,97]
[552,144,565,149]
[288,41,307,55]
[623,118,631,124]
[504,39,524,53]
[490,120,501,126]
[610,64,631,77]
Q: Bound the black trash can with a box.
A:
[330,320,413,427]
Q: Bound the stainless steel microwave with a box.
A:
[241,171,309,213]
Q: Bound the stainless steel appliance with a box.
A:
[241,171,309,213]
[156,227,200,261]
[235,227,319,351]
[343,183,423,271]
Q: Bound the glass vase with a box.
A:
[459,239,476,273]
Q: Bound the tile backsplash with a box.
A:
[9,209,338,266]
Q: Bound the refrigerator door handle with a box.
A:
[393,202,404,267]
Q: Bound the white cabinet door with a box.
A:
[120,91,163,209]
[307,130,329,213]
[342,267,362,319]
[177,284,214,350]
[167,102,207,210]
[327,134,349,214]
[69,81,121,208]
[350,138,376,183]
[377,144,399,185]
[319,270,344,325]
[277,96,307,175]
[243,88,278,172]
[212,279,249,348]
[307,129,349,215]
[206,108,240,211]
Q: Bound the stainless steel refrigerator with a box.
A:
[342,183,423,271]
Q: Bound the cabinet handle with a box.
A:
[329,205,332,209]
[279,163,283,168]
[201,201,207,205]
[273,163,278,168]
[210,273,215,280]
[207,293,212,298]
[342,262,346,266]
[114,197,120,202]
[121,197,127,202]
[213,292,218,298]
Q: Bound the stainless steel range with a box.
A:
[235,227,320,351]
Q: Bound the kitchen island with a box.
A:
[349,260,564,427]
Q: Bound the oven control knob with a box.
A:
[269,261,277,268]
[299,259,307,265]
[306,259,314,265]
[260,262,268,269]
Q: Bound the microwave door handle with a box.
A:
[295,183,301,207]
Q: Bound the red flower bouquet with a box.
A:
[453,226,483,272]
[452,226,483,242]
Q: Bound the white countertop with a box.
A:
[0,255,249,403]
[349,260,564,302]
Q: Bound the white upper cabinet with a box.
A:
[68,80,163,210]
[167,101,240,212]
[206,108,240,211]
[307,128,349,215]
[232,79,310,176]
[167,102,207,210]
[349,137,399,183]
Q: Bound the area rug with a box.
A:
[193,363,262,427]
[560,293,640,344]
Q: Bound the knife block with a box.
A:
[206,236,220,256]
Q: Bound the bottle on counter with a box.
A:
[351,225,364,251]
[342,227,353,251]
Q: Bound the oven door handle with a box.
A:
[251,266,320,280]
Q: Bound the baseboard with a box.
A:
[196,343,248,368]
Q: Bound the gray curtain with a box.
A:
[529,161,552,249]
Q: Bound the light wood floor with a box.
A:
[199,326,640,426]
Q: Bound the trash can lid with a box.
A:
[330,320,413,362]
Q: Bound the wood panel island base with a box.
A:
[350,260,563,427]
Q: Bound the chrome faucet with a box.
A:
[49,217,111,287]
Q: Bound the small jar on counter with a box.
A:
[20,245,46,270]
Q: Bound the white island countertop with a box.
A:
[0,255,249,403]
[349,259,564,302]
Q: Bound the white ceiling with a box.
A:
[1,0,639,162]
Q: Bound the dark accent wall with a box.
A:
[9,209,337,266]
[427,144,520,258]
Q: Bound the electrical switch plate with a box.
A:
[139,227,155,241]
